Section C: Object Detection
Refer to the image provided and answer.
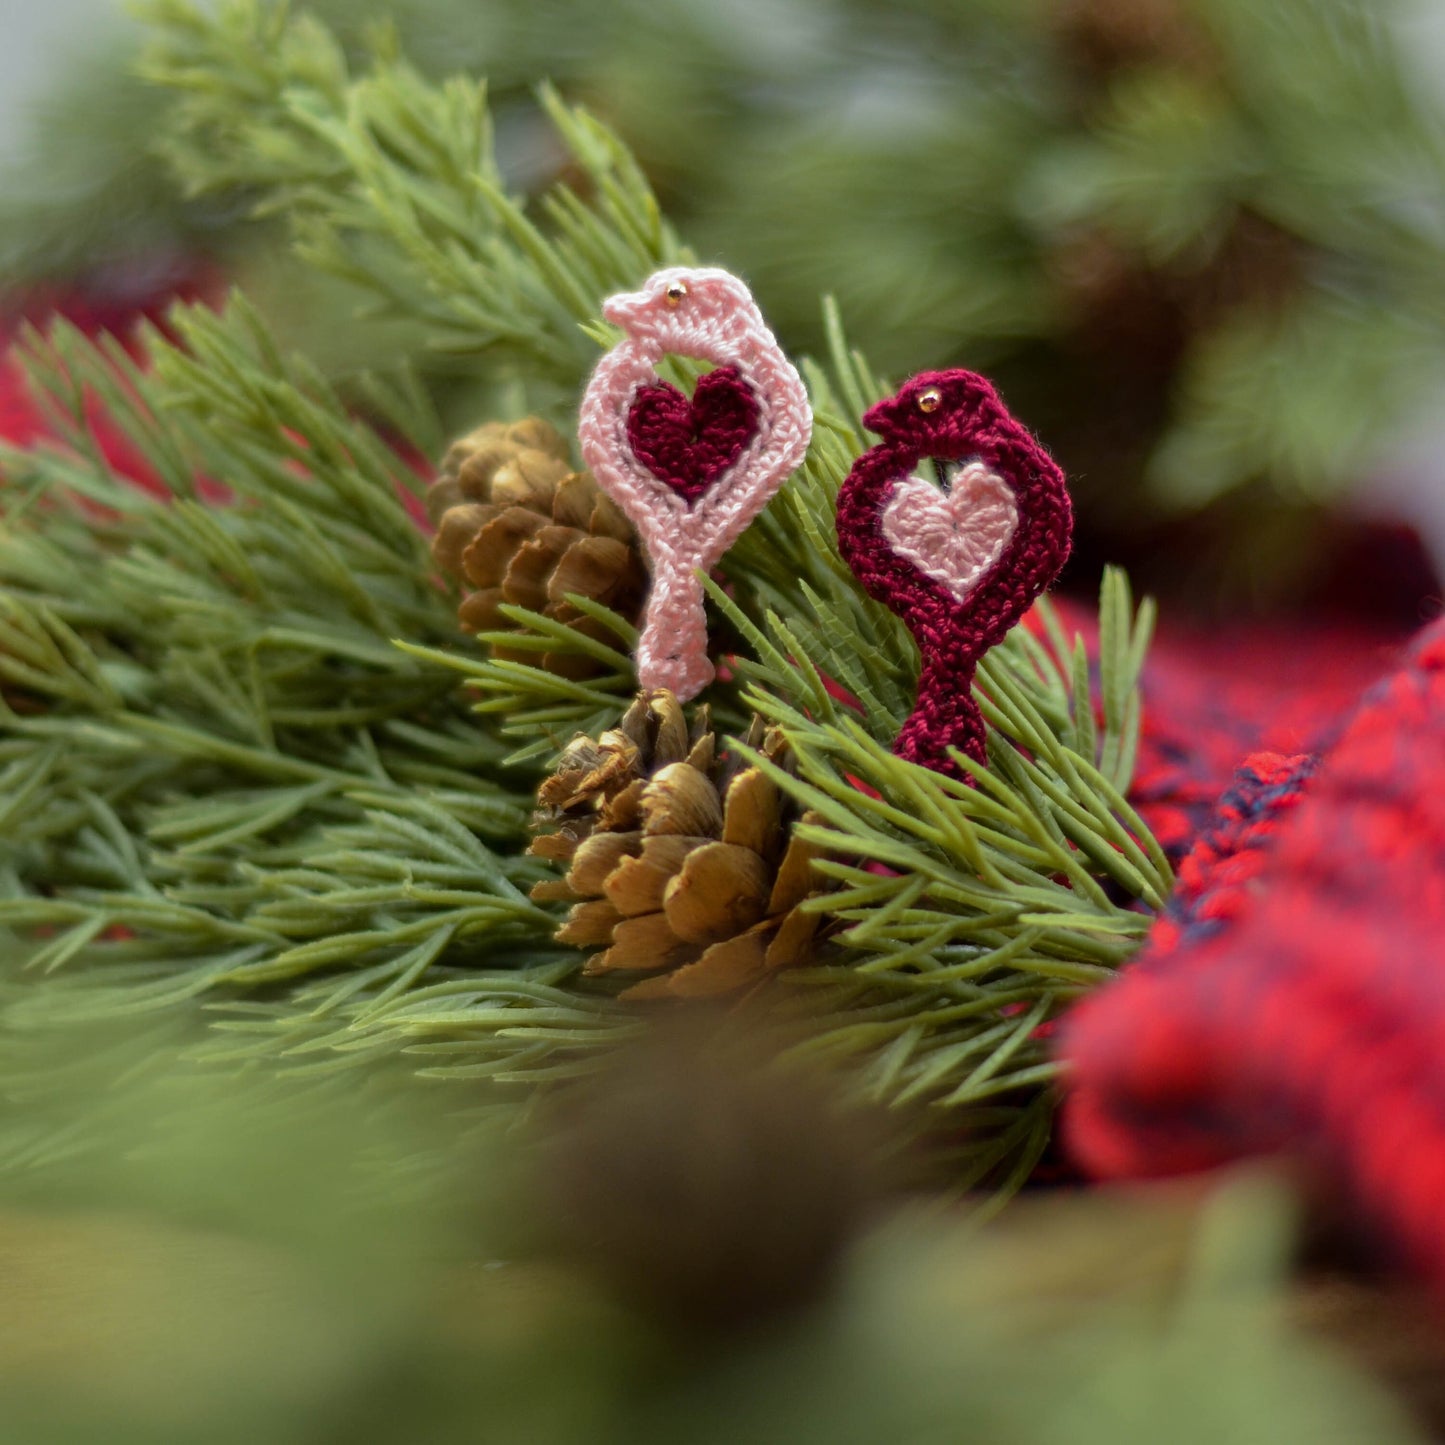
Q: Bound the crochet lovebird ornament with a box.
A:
[836,369,1073,779]
[579,267,812,700]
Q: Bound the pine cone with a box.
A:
[426,417,647,680]
[528,691,828,1001]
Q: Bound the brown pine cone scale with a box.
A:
[427,418,647,679]
[528,691,829,1001]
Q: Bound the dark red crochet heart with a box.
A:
[626,364,760,503]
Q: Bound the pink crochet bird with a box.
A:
[579,267,812,700]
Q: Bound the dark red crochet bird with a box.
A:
[836,370,1073,777]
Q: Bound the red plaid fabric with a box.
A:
[1063,617,1445,1291]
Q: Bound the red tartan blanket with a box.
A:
[1064,612,1445,1292]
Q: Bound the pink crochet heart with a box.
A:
[880,462,1019,604]
[626,364,760,503]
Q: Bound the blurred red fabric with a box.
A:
[0,269,219,493]
[1063,612,1445,1294]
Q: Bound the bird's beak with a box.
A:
[862,395,904,441]
[602,290,647,328]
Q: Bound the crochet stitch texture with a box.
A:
[1064,619,1445,1293]
[836,369,1072,778]
[625,364,760,504]
[579,268,812,700]
[880,462,1018,603]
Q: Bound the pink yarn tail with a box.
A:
[635,558,715,700]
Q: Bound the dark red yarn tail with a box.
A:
[894,654,987,780]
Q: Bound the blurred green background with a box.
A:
[0,1014,1433,1443]
[4,0,1445,614]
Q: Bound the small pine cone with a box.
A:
[426,417,647,680]
[528,691,829,1001]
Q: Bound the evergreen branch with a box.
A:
[682,565,1166,1124]
[0,276,1161,1175]
[0,293,558,1029]
[398,594,638,766]
[138,0,687,391]
[0,6,1174,1199]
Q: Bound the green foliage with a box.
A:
[138,0,687,399]
[1150,295,1432,507]
[0,0,1171,1187]
[4,0,1444,544]
[708,558,1158,1164]
[0,1047,1425,1444]
[0,297,559,1042]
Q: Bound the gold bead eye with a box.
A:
[917,388,942,414]
[665,282,688,307]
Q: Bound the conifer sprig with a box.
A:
[0,0,1169,1188]
[0,299,556,1042]
[138,0,687,389]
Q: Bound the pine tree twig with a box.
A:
[0,5,1173,1200]
[137,0,688,396]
